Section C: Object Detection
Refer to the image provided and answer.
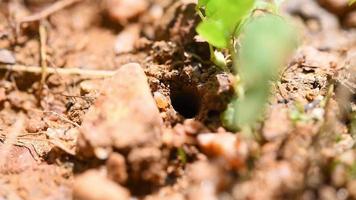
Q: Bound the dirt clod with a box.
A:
[197,133,248,170]
[106,152,128,184]
[0,0,356,199]
[78,63,162,158]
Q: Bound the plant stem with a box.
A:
[195,6,205,20]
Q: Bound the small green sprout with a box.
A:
[349,111,356,137]
[196,0,298,131]
[177,147,187,164]
[348,162,356,179]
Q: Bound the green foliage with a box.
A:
[347,162,356,179]
[223,14,297,129]
[197,0,254,48]
[177,147,187,164]
[349,111,356,137]
[196,0,298,131]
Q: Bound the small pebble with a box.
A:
[0,49,16,64]
[153,91,169,109]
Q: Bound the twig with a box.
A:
[45,134,76,155]
[0,64,116,78]
[313,82,335,148]
[39,23,48,92]
[19,0,84,23]
[44,111,80,128]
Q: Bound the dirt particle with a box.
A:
[114,24,141,54]
[317,0,354,16]
[0,49,16,64]
[331,164,347,187]
[127,147,164,182]
[347,180,356,199]
[154,91,169,109]
[197,133,248,169]
[74,170,130,200]
[106,153,128,184]
[186,161,222,200]
[102,0,148,24]
[0,145,38,173]
[319,185,337,200]
[262,104,292,141]
[25,119,47,133]
[344,11,356,28]
[79,80,101,96]
[0,88,7,103]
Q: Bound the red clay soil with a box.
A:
[0,0,355,199]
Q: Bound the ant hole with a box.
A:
[170,85,201,118]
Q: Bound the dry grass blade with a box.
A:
[0,64,116,78]
[19,0,84,23]
[39,23,48,92]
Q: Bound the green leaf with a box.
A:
[196,0,255,48]
[198,0,210,7]
[238,14,298,85]
[197,19,228,48]
[273,0,285,7]
[223,14,298,129]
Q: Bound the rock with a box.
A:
[106,153,128,184]
[0,49,16,64]
[114,24,140,54]
[216,74,233,94]
[103,0,148,24]
[78,63,162,158]
[74,170,130,200]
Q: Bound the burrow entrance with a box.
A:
[170,84,201,118]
